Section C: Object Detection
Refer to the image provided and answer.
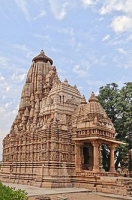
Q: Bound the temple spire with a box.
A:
[80,95,87,104]
[32,49,53,65]
[88,91,98,102]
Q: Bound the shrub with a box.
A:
[0,182,28,200]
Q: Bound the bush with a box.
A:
[0,182,28,200]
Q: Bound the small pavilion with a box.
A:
[72,92,124,174]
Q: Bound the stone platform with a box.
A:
[2,182,132,200]
[2,182,89,196]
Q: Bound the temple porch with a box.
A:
[73,137,125,175]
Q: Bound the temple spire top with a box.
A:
[32,50,53,65]
[81,95,87,104]
[88,92,99,102]
[40,49,45,55]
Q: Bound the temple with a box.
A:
[1,50,131,196]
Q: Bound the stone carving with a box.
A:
[1,50,123,189]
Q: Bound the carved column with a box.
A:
[75,142,81,171]
[99,145,103,171]
[109,144,116,172]
[91,141,99,172]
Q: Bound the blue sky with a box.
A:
[0,0,132,159]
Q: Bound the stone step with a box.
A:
[57,196,68,200]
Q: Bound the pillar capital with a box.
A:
[91,140,100,147]
[75,141,83,147]
[108,143,118,149]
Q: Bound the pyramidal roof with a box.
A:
[86,92,107,115]
[72,92,115,133]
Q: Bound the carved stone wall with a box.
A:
[1,51,121,189]
[1,50,81,187]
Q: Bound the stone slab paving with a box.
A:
[2,182,132,200]
[96,192,132,200]
[2,182,89,196]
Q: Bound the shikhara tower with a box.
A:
[1,50,123,188]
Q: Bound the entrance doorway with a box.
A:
[82,146,89,170]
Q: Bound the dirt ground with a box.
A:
[29,192,123,200]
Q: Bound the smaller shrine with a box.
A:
[72,92,124,174]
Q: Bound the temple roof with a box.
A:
[72,92,115,135]
[72,136,125,145]
[32,50,53,65]
[86,92,106,115]
[74,92,107,116]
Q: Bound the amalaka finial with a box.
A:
[40,50,45,55]
[88,92,98,102]
[32,50,53,65]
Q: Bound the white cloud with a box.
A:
[73,65,87,77]
[34,10,46,20]
[127,34,132,41]
[5,86,10,92]
[14,0,47,21]
[48,0,70,20]
[100,0,121,15]
[86,79,104,87]
[117,48,126,54]
[26,52,33,58]
[100,0,132,15]
[11,73,26,82]
[0,104,18,159]
[100,0,132,33]
[0,56,8,67]
[57,27,74,37]
[49,47,62,53]
[13,43,33,59]
[0,107,5,115]
[13,44,30,52]
[4,109,18,118]
[0,74,5,81]
[5,102,12,108]
[111,16,132,33]
[124,62,132,69]
[82,0,97,7]
[14,0,30,21]
[102,34,110,41]
[34,34,51,41]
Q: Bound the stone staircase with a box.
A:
[96,177,132,196]
[73,174,132,197]
[122,179,132,196]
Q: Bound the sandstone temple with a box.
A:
[1,50,131,196]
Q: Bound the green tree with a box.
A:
[0,182,28,200]
[118,82,132,171]
[97,82,132,170]
[118,82,132,141]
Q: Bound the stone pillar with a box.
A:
[109,144,116,172]
[92,141,99,172]
[75,142,81,171]
[99,145,103,171]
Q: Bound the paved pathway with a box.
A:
[2,182,132,199]
[2,182,89,196]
